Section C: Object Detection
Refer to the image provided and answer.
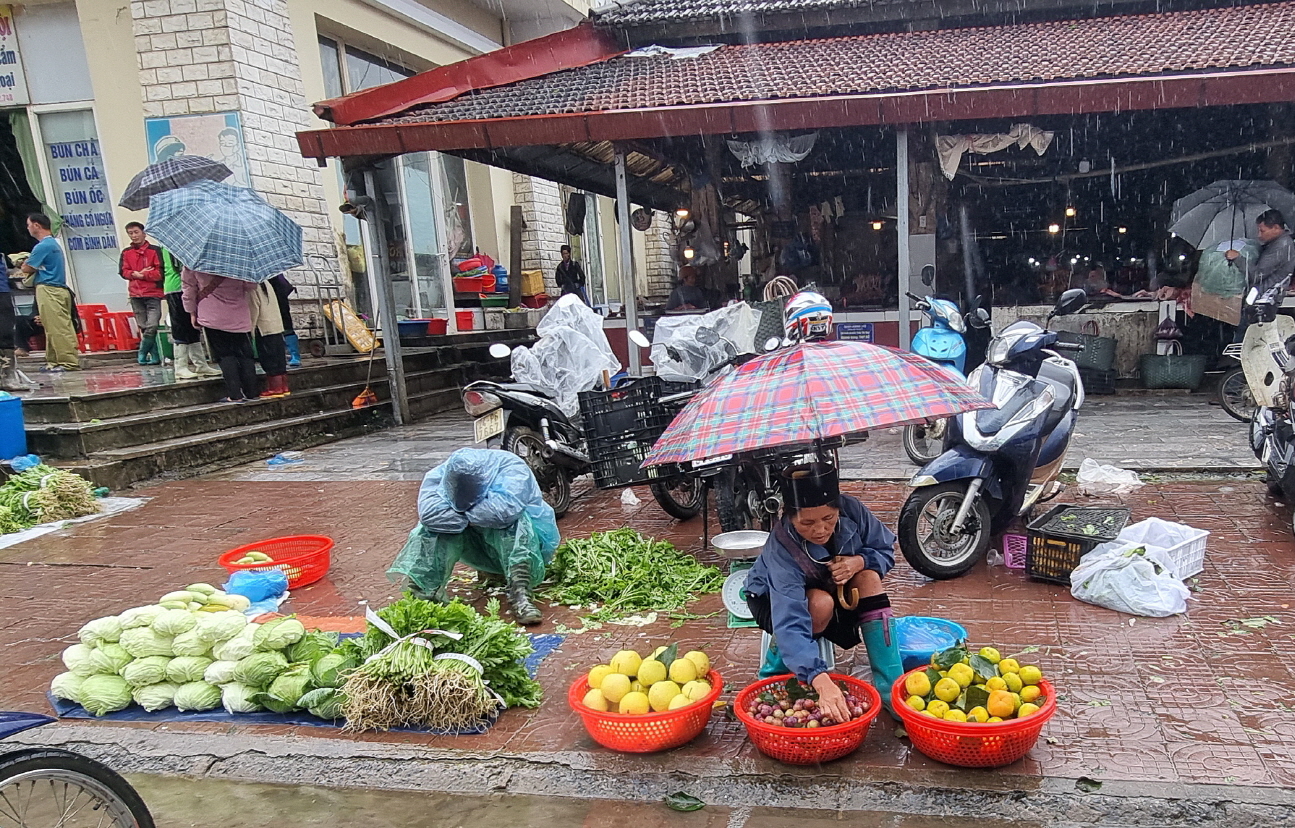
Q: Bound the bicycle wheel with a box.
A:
[1218,368,1256,422]
[0,748,154,828]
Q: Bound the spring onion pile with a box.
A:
[542,529,724,621]
[0,465,100,532]
[335,595,541,732]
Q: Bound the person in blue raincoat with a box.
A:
[388,448,560,625]
[744,463,904,719]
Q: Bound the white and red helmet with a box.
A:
[784,290,834,342]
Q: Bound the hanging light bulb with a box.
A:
[1048,223,1061,234]
[1065,206,1077,218]
[1117,226,1128,234]
[871,220,884,231]
[683,247,696,260]
[675,207,691,220]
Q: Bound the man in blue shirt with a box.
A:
[20,214,79,371]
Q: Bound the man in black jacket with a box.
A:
[554,245,588,305]
[1228,209,1295,331]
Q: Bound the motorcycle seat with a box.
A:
[493,382,554,399]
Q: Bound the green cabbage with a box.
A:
[152,608,197,637]
[286,630,339,663]
[118,605,165,630]
[253,618,306,651]
[174,681,222,711]
[132,681,180,712]
[204,660,239,685]
[165,656,214,684]
[298,687,343,721]
[171,629,211,658]
[77,616,123,647]
[232,651,288,687]
[310,653,356,689]
[258,665,313,713]
[88,643,133,676]
[119,627,174,658]
[62,643,97,677]
[213,625,257,661]
[220,682,264,714]
[194,611,247,644]
[79,675,132,716]
[50,672,85,703]
[122,656,171,688]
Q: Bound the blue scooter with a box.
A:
[897,289,1088,580]
[902,293,969,465]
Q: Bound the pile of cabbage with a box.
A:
[49,583,355,721]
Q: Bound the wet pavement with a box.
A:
[4,474,1295,803]
[205,393,1256,483]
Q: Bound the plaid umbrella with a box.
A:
[145,180,303,282]
[118,155,233,210]
[643,340,994,466]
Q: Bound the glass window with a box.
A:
[318,36,344,100]
[371,159,412,317]
[402,154,446,315]
[38,109,117,305]
[345,46,415,93]
[439,154,473,259]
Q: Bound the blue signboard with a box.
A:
[835,322,874,343]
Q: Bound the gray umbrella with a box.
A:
[1169,180,1295,250]
[118,155,233,210]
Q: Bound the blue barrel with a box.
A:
[0,395,27,459]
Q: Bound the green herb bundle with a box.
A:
[0,465,100,529]
[542,529,724,621]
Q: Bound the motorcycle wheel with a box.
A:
[716,466,755,532]
[903,421,945,466]
[0,748,156,828]
[649,475,703,520]
[503,426,572,518]
[1219,368,1256,422]
[898,482,992,580]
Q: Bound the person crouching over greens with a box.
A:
[387,449,559,626]
[744,463,904,718]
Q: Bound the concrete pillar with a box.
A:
[512,173,566,294]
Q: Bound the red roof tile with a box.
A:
[386,2,1295,125]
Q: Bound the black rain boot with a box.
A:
[506,562,542,626]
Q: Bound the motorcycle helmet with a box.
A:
[784,290,834,343]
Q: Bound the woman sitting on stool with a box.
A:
[744,463,904,718]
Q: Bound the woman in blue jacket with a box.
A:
[745,463,904,718]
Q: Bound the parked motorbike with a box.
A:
[902,293,971,465]
[1241,292,1295,527]
[462,336,702,520]
[0,711,154,827]
[897,289,1089,579]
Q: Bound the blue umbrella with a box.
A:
[146,180,303,282]
[118,155,232,210]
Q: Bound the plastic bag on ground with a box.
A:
[1069,542,1190,617]
[223,569,289,603]
[650,303,761,383]
[1076,458,1144,496]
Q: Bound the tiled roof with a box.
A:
[391,2,1295,125]
[591,0,876,26]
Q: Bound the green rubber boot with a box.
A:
[758,632,790,679]
[859,613,905,719]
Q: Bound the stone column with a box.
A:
[512,173,565,294]
[130,0,341,316]
[643,212,675,300]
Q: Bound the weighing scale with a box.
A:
[713,530,768,628]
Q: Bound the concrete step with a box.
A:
[57,403,393,489]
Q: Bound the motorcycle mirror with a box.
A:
[696,327,720,346]
[920,264,935,287]
[628,330,651,349]
[1247,287,1259,305]
[764,337,782,352]
[488,343,512,359]
[1053,288,1088,317]
[969,308,991,329]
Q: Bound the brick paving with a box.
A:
[3,474,1294,788]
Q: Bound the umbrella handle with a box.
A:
[837,583,860,610]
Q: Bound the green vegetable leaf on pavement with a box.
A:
[664,793,705,812]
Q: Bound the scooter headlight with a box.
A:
[987,337,1014,366]
[947,310,966,334]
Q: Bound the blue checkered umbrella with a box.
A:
[118,155,232,210]
[146,180,303,282]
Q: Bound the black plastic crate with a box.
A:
[1025,504,1131,584]
[1078,367,1117,395]
[586,430,676,489]
[578,377,673,441]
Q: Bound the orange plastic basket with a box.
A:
[568,670,723,753]
[892,668,1057,767]
[734,674,882,765]
[218,535,334,589]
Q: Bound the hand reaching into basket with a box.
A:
[811,672,851,724]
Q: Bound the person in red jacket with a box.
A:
[119,222,166,365]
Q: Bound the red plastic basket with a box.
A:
[734,674,882,765]
[218,535,334,589]
[892,668,1057,767]
[568,670,723,753]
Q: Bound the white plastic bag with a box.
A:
[1108,517,1208,579]
[650,303,761,383]
[1069,542,1190,617]
[1076,458,1144,496]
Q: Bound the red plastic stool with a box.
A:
[76,304,111,353]
[105,312,141,351]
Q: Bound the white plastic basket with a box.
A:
[1105,518,1209,579]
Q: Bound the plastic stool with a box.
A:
[760,630,835,673]
[76,304,111,353]
[105,312,141,351]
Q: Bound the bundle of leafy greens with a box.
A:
[542,529,723,621]
[0,464,100,530]
[336,594,541,732]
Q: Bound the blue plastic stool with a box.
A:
[760,630,835,673]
